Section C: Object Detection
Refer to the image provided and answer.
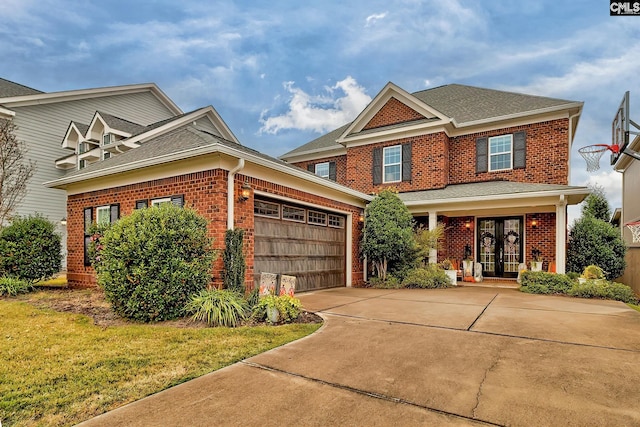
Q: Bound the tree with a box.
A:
[567,214,626,280]
[222,228,246,293]
[582,184,611,221]
[0,119,35,226]
[362,189,415,281]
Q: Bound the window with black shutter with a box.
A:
[476,137,488,173]
[513,131,526,169]
[372,147,382,185]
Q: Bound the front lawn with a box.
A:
[0,293,320,427]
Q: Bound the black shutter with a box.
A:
[513,131,526,169]
[329,161,337,181]
[402,142,412,182]
[135,200,148,209]
[171,195,184,207]
[307,164,314,173]
[110,204,120,223]
[476,137,488,173]
[83,207,93,234]
[373,147,382,185]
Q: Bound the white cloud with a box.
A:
[365,12,387,27]
[259,76,372,134]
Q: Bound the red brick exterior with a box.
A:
[293,155,348,186]
[67,169,364,289]
[363,97,425,130]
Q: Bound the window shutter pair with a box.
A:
[307,162,337,181]
[372,142,412,185]
[475,131,526,173]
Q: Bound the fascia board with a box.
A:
[0,105,15,118]
[0,83,183,114]
[279,145,347,163]
[337,82,450,144]
[402,187,589,210]
[341,122,450,148]
[44,141,374,203]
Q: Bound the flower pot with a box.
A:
[266,306,280,323]
[444,270,457,286]
[531,261,543,272]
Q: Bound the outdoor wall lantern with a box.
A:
[240,181,251,201]
[60,217,67,226]
[531,216,538,229]
[465,219,471,229]
[358,213,365,223]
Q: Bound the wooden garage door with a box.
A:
[254,201,346,292]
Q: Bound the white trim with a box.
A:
[0,105,15,118]
[488,134,513,172]
[96,205,111,225]
[253,190,357,215]
[151,197,172,206]
[279,145,346,163]
[382,145,402,183]
[282,205,306,223]
[227,158,245,230]
[314,162,330,178]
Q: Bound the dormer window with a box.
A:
[79,159,87,170]
[78,142,90,154]
[103,133,113,145]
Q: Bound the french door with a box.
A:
[477,217,523,278]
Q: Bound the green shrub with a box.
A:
[402,266,452,289]
[185,288,248,327]
[581,265,605,280]
[222,228,246,294]
[0,215,62,282]
[569,281,639,304]
[520,271,573,295]
[369,274,402,289]
[253,295,302,324]
[93,204,216,322]
[0,277,33,296]
[245,287,260,309]
[565,271,580,281]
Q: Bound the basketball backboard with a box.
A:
[611,91,630,165]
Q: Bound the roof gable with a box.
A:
[362,97,427,131]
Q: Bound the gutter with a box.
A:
[227,158,245,230]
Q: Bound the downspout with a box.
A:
[568,112,580,177]
[227,158,245,230]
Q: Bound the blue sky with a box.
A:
[1,0,638,222]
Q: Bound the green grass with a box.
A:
[628,303,640,313]
[0,297,320,427]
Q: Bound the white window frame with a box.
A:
[383,145,402,183]
[151,197,172,207]
[307,210,327,226]
[488,134,513,172]
[102,151,111,161]
[254,200,280,218]
[314,162,330,179]
[328,214,345,228]
[102,133,113,146]
[282,205,306,223]
[96,206,111,225]
[79,159,87,170]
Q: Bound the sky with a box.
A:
[1,0,638,223]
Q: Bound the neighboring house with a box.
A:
[0,78,181,266]
[45,106,369,290]
[281,83,591,277]
[613,130,640,294]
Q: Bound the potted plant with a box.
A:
[530,248,543,272]
[462,244,474,279]
[441,259,457,286]
[579,265,605,284]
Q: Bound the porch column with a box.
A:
[429,211,438,264]
[555,195,567,274]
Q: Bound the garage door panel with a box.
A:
[254,215,346,292]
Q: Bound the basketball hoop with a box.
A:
[626,221,640,243]
[578,144,619,172]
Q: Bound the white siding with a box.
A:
[9,91,177,267]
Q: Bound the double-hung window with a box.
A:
[314,162,330,179]
[96,206,112,225]
[383,145,402,183]
[488,135,513,171]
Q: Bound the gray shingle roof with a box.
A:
[0,78,43,97]
[97,111,146,135]
[70,121,89,136]
[398,181,587,202]
[281,83,580,158]
[412,84,578,124]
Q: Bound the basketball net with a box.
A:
[578,145,607,172]
[626,221,640,243]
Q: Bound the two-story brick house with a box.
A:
[281,83,590,277]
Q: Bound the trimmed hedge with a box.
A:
[0,215,62,282]
[93,204,216,322]
[402,267,452,289]
[569,280,639,304]
[519,271,573,295]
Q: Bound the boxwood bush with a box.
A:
[0,214,62,282]
[569,280,639,304]
[93,204,216,322]
[402,267,452,289]
[519,271,573,295]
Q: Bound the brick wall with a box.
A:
[66,169,364,288]
[345,132,449,194]
[449,119,570,185]
[524,212,556,271]
[363,97,425,130]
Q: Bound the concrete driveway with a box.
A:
[77,287,640,426]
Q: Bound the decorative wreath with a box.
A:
[480,231,495,249]
[504,230,520,245]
